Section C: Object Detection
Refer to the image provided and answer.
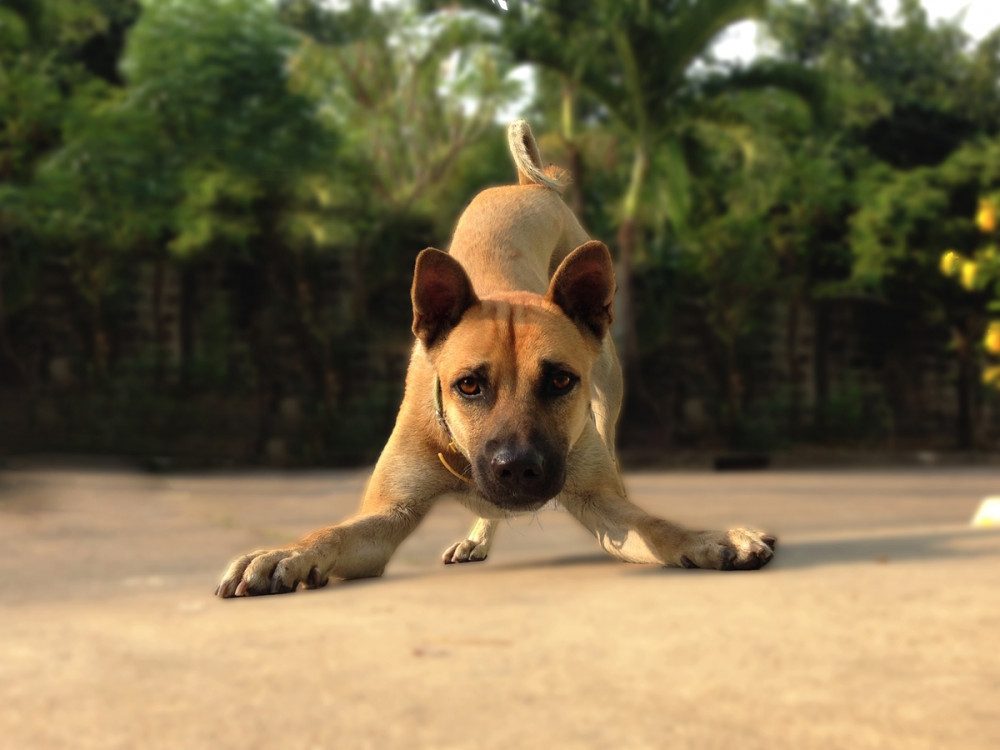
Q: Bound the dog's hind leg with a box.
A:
[442,517,499,564]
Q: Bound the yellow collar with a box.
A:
[433,376,473,484]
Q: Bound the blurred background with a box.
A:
[3,0,1000,468]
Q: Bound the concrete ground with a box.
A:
[0,465,998,750]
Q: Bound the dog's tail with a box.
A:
[507,119,569,194]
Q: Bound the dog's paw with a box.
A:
[215,547,329,598]
[678,528,776,571]
[442,538,490,564]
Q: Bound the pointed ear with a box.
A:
[412,248,478,348]
[546,241,615,340]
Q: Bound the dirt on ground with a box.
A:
[1,464,998,749]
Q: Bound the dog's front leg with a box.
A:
[215,506,427,597]
[560,435,775,571]
[216,434,454,597]
[442,517,499,564]
[563,491,775,570]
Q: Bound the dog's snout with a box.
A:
[491,446,545,489]
[477,433,566,509]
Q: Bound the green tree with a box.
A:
[941,192,1000,390]
[770,0,1000,166]
[851,141,1000,448]
[769,0,1000,447]
[421,0,822,418]
[0,0,141,384]
[33,0,341,388]
[1,0,533,463]
[671,86,853,444]
[282,0,521,331]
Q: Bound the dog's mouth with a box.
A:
[476,485,559,513]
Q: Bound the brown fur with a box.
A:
[216,120,774,598]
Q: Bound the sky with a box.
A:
[714,0,1000,63]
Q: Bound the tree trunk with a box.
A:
[614,144,649,396]
[786,292,802,438]
[559,80,587,225]
[0,243,30,387]
[290,248,332,408]
[179,262,195,391]
[813,300,830,440]
[724,333,743,447]
[955,324,975,450]
[614,215,640,381]
[90,288,108,380]
[152,256,166,389]
[566,142,586,225]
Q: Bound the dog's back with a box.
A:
[447,121,590,298]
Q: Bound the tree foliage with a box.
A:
[3,0,1000,461]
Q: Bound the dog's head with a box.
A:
[412,241,614,511]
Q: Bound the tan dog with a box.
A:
[215,121,774,598]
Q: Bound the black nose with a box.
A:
[490,446,545,493]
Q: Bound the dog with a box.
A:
[215,121,775,598]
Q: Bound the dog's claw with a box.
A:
[269,576,293,595]
[216,579,237,599]
[720,547,736,570]
[307,566,327,588]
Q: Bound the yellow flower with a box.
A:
[986,322,1000,355]
[939,250,961,276]
[960,259,978,290]
[976,199,996,233]
[983,366,1000,387]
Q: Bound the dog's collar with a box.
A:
[433,376,473,484]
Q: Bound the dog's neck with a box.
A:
[433,376,473,484]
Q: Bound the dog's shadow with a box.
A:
[620,526,1000,574]
[461,527,1000,574]
[353,528,1000,592]
[763,527,1000,570]
[482,553,615,573]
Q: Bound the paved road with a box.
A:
[1,466,998,749]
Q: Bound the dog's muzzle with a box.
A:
[476,439,566,510]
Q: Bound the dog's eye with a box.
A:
[552,373,573,390]
[456,377,481,397]
[544,371,578,397]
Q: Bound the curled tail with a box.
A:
[507,119,569,194]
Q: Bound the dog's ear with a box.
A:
[546,241,615,340]
[412,248,478,348]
